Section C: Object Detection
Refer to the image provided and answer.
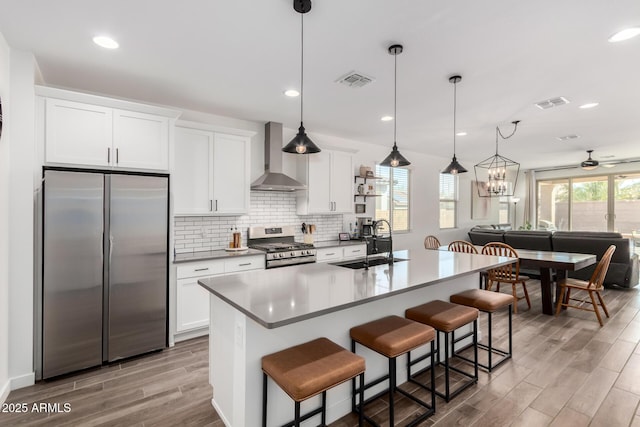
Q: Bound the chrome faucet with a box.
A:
[372,219,393,264]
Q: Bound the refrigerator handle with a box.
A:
[109,234,114,263]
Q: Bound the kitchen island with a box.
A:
[198,249,514,426]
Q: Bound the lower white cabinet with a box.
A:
[315,244,367,263]
[175,255,265,335]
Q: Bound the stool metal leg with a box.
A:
[262,372,268,427]
[389,357,396,424]
[321,391,326,426]
[294,401,300,427]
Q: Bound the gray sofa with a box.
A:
[467,228,639,288]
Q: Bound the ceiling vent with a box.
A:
[534,97,570,110]
[556,134,580,141]
[336,71,375,88]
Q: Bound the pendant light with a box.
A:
[442,75,467,174]
[282,0,321,154]
[380,44,410,167]
[581,150,599,170]
[474,121,521,197]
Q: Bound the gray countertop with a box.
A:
[198,249,515,329]
[174,248,265,263]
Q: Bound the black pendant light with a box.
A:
[442,75,467,174]
[282,0,321,154]
[581,150,599,170]
[380,44,410,167]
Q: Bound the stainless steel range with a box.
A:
[248,225,316,269]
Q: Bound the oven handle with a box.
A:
[266,256,317,268]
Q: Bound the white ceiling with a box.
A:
[1,0,639,170]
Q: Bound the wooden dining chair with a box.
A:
[555,245,616,326]
[481,242,531,313]
[424,235,441,250]
[448,240,478,254]
[448,240,486,288]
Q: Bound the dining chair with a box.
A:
[424,235,441,250]
[448,240,486,288]
[448,240,478,254]
[481,242,531,313]
[555,245,616,326]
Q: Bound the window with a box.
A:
[375,165,410,232]
[537,172,640,234]
[439,174,457,229]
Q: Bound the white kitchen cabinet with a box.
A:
[297,150,353,214]
[44,97,170,170]
[174,126,251,215]
[315,244,366,263]
[342,244,367,259]
[175,255,264,336]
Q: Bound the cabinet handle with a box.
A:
[194,268,209,272]
[326,252,335,256]
[209,200,213,212]
[215,200,218,211]
[238,262,252,267]
[107,147,111,163]
[116,148,119,164]
[352,250,361,253]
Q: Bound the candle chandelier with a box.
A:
[474,120,521,197]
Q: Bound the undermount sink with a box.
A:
[332,257,408,270]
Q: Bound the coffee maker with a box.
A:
[356,217,374,238]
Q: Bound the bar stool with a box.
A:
[350,315,436,426]
[405,300,479,402]
[262,337,365,427]
[450,289,513,372]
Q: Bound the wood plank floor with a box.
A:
[2,281,639,426]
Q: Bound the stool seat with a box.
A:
[450,289,513,312]
[406,300,478,332]
[350,315,435,358]
[262,338,365,402]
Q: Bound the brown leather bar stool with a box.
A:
[405,300,479,402]
[450,289,513,372]
[262,337,365,427]
[350,315,436,426]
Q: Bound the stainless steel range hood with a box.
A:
[251,122,306,191]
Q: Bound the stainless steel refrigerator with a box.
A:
[41,168,168,379]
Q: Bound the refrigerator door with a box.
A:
[43,170,104,378]
[106,174,168,361]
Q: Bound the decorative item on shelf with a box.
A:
[355,203,366,214]
[365,170,375,178]
[367,184,374,194]
[474,120,521,197]
[359,165,372,177]
[282,0,321,155]
[380,44,410,167]
[581,149,599,170]
[442,75,467,174]
[357,183,365,194]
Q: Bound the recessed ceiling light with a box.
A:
[579,102,599,109]
[456,132,467,136]
[93,36,119,49]
[608,27,640,42]
[284,89,299,97]
[380,116,393,122]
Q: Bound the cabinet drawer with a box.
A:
[316,248,342,263]
[343,245,366,259]
[224,256,265,273]
[176,261,224,279]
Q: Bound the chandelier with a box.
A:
[474,120,521,197]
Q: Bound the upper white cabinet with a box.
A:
[297,150,353,214]
[174,125,251,215]
[41,89,177,171]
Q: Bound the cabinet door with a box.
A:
[331,151,353,213]
[113,109,169,170]
[174,127,214,215]
[176,278,210,332]
[316,247,343,263]
[212,133,250,214]
[306,151,333,213]
[45,98,112,167]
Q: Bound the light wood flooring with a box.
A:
[2,281,640,427]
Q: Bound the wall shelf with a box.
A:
[354,194,381,202]
[354,175,381,183]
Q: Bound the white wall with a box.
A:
[0,32,11,404]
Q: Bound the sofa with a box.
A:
[467,228,639,288]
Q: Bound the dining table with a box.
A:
[440,245,597,315]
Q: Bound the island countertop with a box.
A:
[198,248,514,329]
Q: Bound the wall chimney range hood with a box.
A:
[251,122,307,191]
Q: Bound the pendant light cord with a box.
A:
[495,120,520,155]
[300,13,304,124]
[393,49,398,146]
[453,79,457,155]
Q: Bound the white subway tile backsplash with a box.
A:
[174,191,345,252]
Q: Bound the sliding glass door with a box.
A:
[537,172,640,234]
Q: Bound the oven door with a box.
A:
[266,256,317,269]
